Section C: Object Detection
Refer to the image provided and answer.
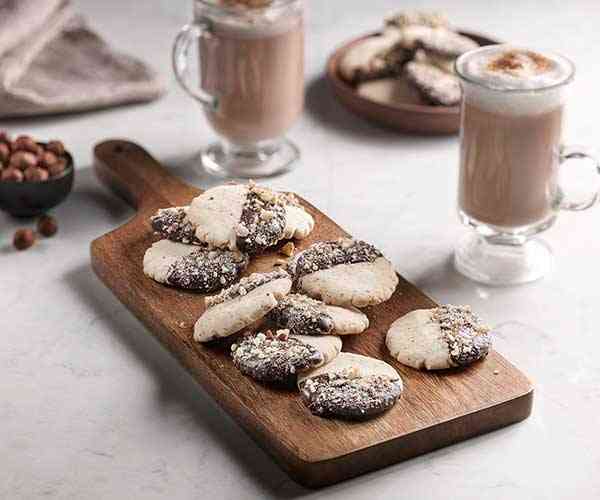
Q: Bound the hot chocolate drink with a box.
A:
[456,47,573,228]
[198,2,304,145]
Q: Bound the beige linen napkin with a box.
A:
[0,0,165,118]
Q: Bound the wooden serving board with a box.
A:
[91,140,533,488]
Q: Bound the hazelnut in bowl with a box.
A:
[0,134,74,217]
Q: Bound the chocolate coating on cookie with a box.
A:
[288,239,383,281]
[236,186,287,254]
[432,305,492,367]
[405,61,461,106]
[231,330,323,384]
[206,269,290,308]
[300,373,403,420]
[268,294,334,336]
[151,207,201,245]
[166,248,249,292]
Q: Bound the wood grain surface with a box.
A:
[90,139,533,488]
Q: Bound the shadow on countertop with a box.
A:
[304,75,456,147]
[63,263,309,499]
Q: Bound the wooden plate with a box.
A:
[326,31,500,134]
[91,140,532,488]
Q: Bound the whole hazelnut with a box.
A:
[10,151,38,170]
[13,135,38,153]
[1,167,24,182]
[24,166,49,182]
[0,143,10,163]
[47,140,65,156]
[39,151,58,169]
[48,158,67,177]
[37,214,58,237]
[34,143,45,159]
[13,228,36,251]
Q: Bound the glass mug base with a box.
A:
[454,231,554,286]
[200,138,300,179]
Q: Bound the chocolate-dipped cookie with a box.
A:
[143,240,248,291]
[268,294,369,336]
[298,352,403,420]
[386,304,492,370]
[186,182,314,254]
[194,270,292,342]
[287,238,398,308]
[231,329,342,384]
[405,61,461,106]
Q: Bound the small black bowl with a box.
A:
[0,148,74,217]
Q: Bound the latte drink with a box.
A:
[456,47,573,229]
[198,2,304,145]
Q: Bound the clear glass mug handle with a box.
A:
[172,22,218,110]
[558,145,600,211]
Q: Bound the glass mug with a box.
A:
[454,45,600,285]
[173,0,304,178]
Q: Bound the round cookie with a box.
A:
[405,61,461,106]
[338,29,406,83]
[287,239,399,308]
[268,294,369,336]
[143,240,248,291]
[193,270,292,342]
[231,329,342,384]
[186,182,314,254]
[386,304,492,370]
[297,352,403,420]
[150,206,201,245]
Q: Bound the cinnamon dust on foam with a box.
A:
[486,50,553,75]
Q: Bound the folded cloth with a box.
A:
[0,0,165,118]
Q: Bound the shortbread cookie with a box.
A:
[187,183,314,253]
[385,11,449,29]
[143,240,248,291]
[287,239,398,308]
[268,294,369,336]
[194,270,292,342]
[405,61,461,106]
[150,206,201,245]
[231,329,342,384]
[298,352,403,420]
[396,25,477,57]
[357,77,425,106]
[414,49,455,74]
[339,30,407,83]
[386,304,492,370]
[414,28,478,59]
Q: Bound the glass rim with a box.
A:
[455,44,576,94]
[195,0,300,14]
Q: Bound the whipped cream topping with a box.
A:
[456,45,573,115]
[456,45,573,91]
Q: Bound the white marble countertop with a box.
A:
[2,0,600,498]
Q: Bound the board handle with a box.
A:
[94,139,196,211]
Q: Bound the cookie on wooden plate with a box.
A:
[287,238,398,308]
[150,206,201,245]
[298,352,403,420]
[268,294,369,336]
[186,182,314,254]
[405,61,461,106]
[338,29,408,84]
[194,270,292,342]
[386,304,492,370]
[231,329,342,384]
[143,240,248,291]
